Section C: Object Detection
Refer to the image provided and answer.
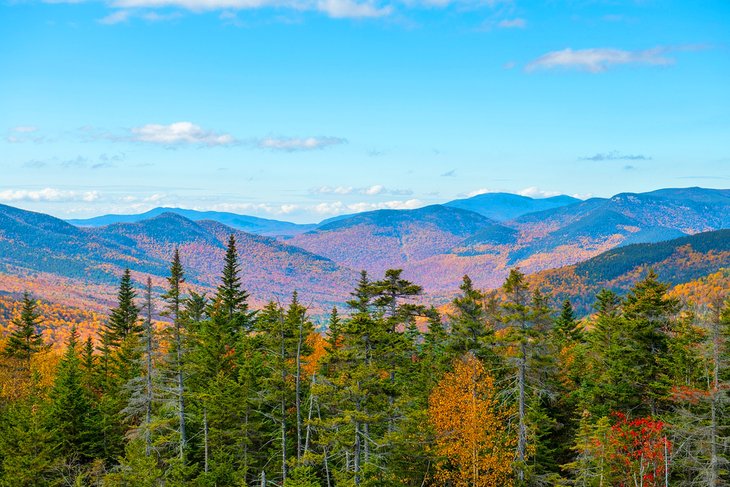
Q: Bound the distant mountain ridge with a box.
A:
[1,205,356,311]
[2,187,729,314]
[68,207,316,237]
[445,192,581,221]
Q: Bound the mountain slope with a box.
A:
[529,229,730,313]
[290,205,501,276]
[445,192,581,221]
[68,207,315,237]
[0,206,357,311]
[514,187,730,238]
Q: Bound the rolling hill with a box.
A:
[1,187,729,318]
[289,204,502,277]
[0,205,357,312]
[68,207,315,237]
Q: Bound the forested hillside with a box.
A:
[531,229,730,313]
[1,234,729,486]
[3,188,730,310]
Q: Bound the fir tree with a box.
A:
[48,325,100,462]
[3,292,46,369]
[555,299,582,342]
[103,268,141,347]
[161,248,188,462]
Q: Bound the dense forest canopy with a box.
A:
[1,235,729,486]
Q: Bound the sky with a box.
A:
[1,0,729,223]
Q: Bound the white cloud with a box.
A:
[526,47,674,73]
[317,0,391,17]
[463,188,499,198]
[0,188,100,203]
[346,199,424,212]
[311,184,412,196]
[99,9,133,23]
[208,202,302,215]
[6,126,45,144]
[312,185,354,195]
[258,136,347,151]
[12,126,39,133]
[363,184,385,195]
[99,9,182,23]
[77,0,511,22]
[312,198,424,215]
[580,151,651,161]
[131,122,236,146]
[498,18,525,28]
[517,186,561,198]
[109,0,392,18]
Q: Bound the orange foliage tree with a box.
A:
[428,352,516,486]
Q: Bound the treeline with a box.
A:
[1,235,729,486]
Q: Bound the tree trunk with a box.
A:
[144,278,154,457]
[296,318,304,462]
[177,317,186,461]
[517,342,527,484]
[281,319,288,482]
[203,406,209,473]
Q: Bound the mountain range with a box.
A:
[1,187,729,316]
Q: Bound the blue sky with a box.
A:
[1,0,728,223]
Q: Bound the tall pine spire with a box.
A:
[104,268,141,347]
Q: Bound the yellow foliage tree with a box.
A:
[428,352,516,486]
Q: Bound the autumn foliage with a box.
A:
[604,413,671,487]
[428,353,516,486]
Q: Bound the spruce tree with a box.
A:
[446,275,497,364]
[555,299,582,342]
[621,270,680,415]
[104,268,141,347]
[3,292,45,369]
[161,248,188,462]
[48,325,100,462]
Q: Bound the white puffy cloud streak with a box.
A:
[131,122,237,146]
[313,199,424,214]
[526,47,674,73]
[90,0,507,22]
[498,18,525,28]
[0,188,100,203]
[258,136,347,151]
[311,184,412,196]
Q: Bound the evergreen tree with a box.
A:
[621,270,680,415]
[161,248,188,463]
[103,268,141,347]
[555,299,582,342]
[446,275,499,365]
[3,292,45,369]
[0,400,57,486]
[47,325,100,462]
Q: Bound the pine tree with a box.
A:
[499,269,559,484]
[621,270,680,416]
[446,275,499,366]
[103,268,141,347]
[555,299,582,342]
[3,292,46,369]
[48,325,100,462]
[161,248,188,462]
[0,399,58,486]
